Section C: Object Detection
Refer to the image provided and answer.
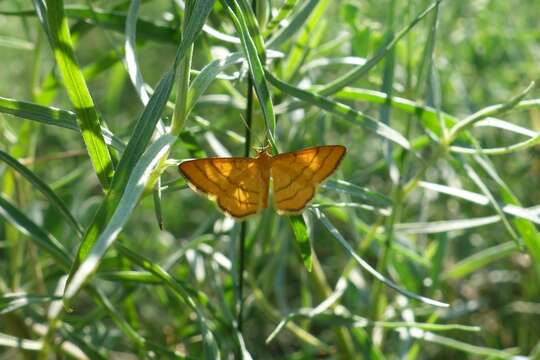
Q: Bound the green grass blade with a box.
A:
[448,82,535,141]
[462,161,520,245]
[116,243,221,360]
[474,155,540,264]
[66,70,175,288]
[222,0,277,146]
[0,194,71,267]
[395,215,500,234]
[0,150,83,237]
[263,0,299,37]
[267,72,410,149]
[322,179,392,208]
[0,333,43,351]
[266,0,318,49]
[0,294,61,315]
[125,0,150,105]
[187,52,243,114]
[0,96,125,151]
[410,331,514,358]
[444,241,517,280]
[312,208,448,307]
[64,134,176,300]
[45,0,114,190]
[289,215,312,271]
[317,0,442,95]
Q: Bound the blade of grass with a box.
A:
[444,241,517,280]
[266,72,410,149]
[221,0,277,147]
[317,0,443,95]
[64,134,176,300]
[289,215,312,271]
[312,208,448,307]
[0,194,71,266]
[0,96,126,151]
[395,215,501,234]
[0,150,83,237]
[116,243,220,360]
[45,0,114,190]
[263,0,299,37]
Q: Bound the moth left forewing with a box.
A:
[179,157,269,219]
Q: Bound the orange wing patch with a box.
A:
[271,145,346,213]
[179,158,269,218]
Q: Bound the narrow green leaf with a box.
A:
[67,70,175,287]
[0,194,71,267]
[317,0,442,95]
[64,134,176,300]
[266,0,319,48]
[117,244,221,360]
[322,179,392,208]
[45,0,114,190]
[266,72,410,149]
[410,331,514,358]
[0,293,61,315]
[448,82,535,141]
[0,150,83,237]
[125,0,150,105]
[474,155,540,264]
[445,242,517,280]
[462,161,520,245]
[395,215,500,234]
[0,333,43,351]
[222,0,277,145]
[289,215,312,271]
[313,208,448,307]
[263,0,300,36]
[187,52,243,114]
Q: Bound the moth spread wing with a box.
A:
[179,157,269,218]
[271,145,346,213]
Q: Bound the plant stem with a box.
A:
[237,72,254,333]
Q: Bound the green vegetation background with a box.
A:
[1,0,540,358]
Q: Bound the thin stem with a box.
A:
[237,72,254,333]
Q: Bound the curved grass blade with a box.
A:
[0,96,125,151]
[0,294,61,315]
[444,241,517,280]
[263,0,299,36]
[322,180,392,208]
[268,309,479,344]
[266,0,319,49]
[0,194,71,267]
[117,243,221,360]
[45,0,114,190]
[266,72,410,149]
[67,0,215,292]
[409,331,514,358]
[448,82,535,141]
[0,150,83,237]
[289,215,312,271]
[462,161,520,245]
[474,155,540,264]
[64,134,176,300]
[395,215,500,234]
[187,52,243,114]
[317,0,443,95]
[221,0,277,147]
[125,0,150,105]
[312,208,448,307]
[66,70,174,288]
